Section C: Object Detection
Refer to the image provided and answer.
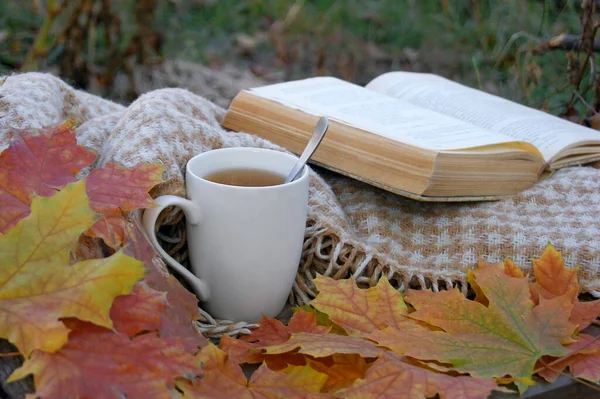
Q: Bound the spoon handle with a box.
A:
[284,116,329,183]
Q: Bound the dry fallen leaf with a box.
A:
[306,354,370,393]
[536,333,600,383]
[215,245,598,397]
[338,352,504,399]
[178,343,328,399]
[220,308,329,367]
[124,222,209,349]
[531,244,579,301]
[109,282,169,337]
[0,180,145,356]
[310,275,410,335]
[0,121,96,232]
[263,332,380,359]
[85,161,164,215]
[369,260,576,393]
[0,121,210,397]
[2,129,596,399]
[85,161,164,247]
[8,319,201,399]
[86,213,128,249]
[530,244,600,331]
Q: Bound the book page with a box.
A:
[367,72,600,162]
[248,77,529,152]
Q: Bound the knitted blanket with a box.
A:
[2,72,600,312]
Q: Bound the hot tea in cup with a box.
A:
[142,147,309,322]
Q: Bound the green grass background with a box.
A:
[0,0,590,114]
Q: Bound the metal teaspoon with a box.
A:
[284,116,330,184]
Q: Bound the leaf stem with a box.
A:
[533,334,600,376]
[537,358,600,392]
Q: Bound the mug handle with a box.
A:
[141,195,210,301]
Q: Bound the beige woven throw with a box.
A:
[2,71,600,317]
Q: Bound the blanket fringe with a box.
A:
[290,218,470,306]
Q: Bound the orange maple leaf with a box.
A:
[306,354,370,393]
[309,274,410,335]
[470,245,600,333]
[178,343,328,399]
[8,320,202,399]
[531,244,600,332]
[468,259,525,306]
[110,281,169,337]
[531,244,579,302]
[505,258,526,278]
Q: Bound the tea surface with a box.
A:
[203,168,285,187]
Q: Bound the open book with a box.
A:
[221,72,600,201]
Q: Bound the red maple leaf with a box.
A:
[110,282,169,337]
[85,161,164,247]
[0,121,96,232]
[8,320,202,399]
[123,223,208,349]
[86,161,164,215]
[220,309,330,367]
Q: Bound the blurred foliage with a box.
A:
[0,0,598,118]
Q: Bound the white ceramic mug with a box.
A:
[141,147,309,322]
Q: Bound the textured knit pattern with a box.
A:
[2,72,600,312]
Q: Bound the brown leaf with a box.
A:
[0,181,144,356]
[337,352,505,399]
[570,300,600,331]
[84,161,164,247]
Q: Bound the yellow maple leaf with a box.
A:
[0,180,145,356]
